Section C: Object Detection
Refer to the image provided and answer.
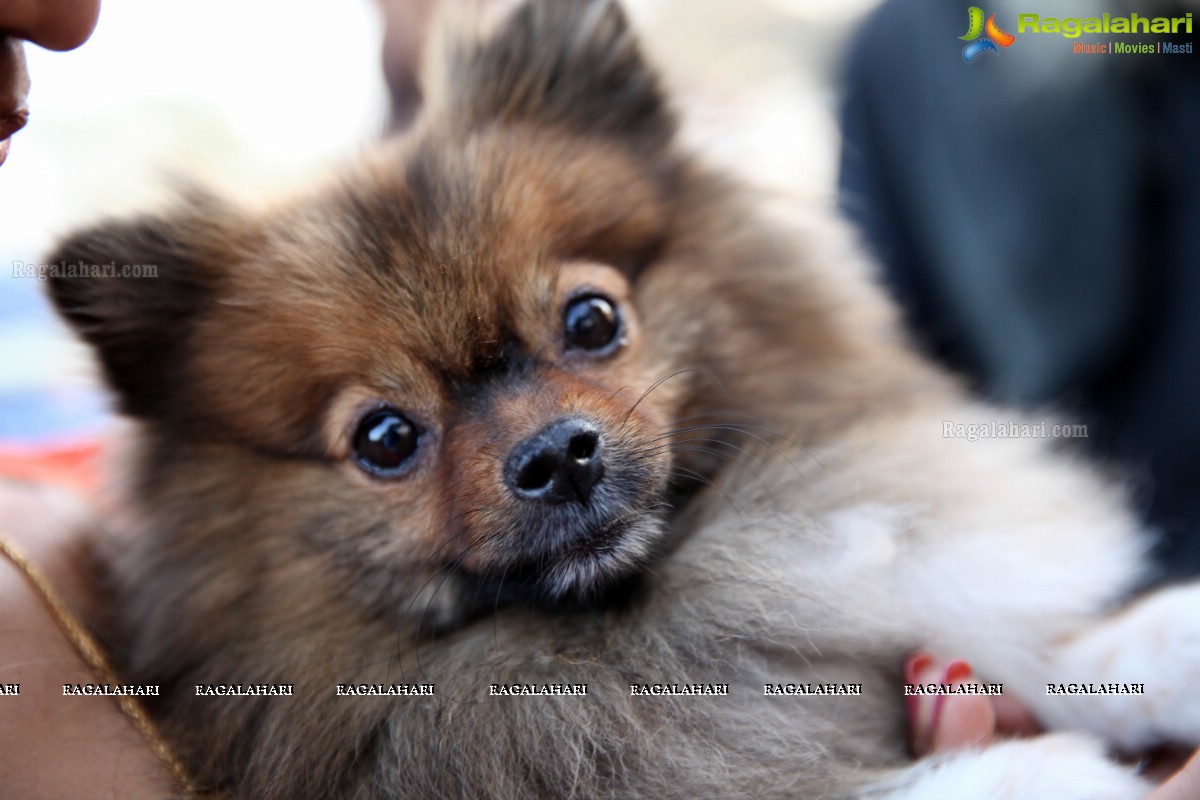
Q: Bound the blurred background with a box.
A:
[1,0,1196,576]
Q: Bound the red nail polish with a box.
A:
[904,652,933,684]
[944,660,971,684]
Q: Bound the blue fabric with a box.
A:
[0,258,109,441]
[838,0,1200,578]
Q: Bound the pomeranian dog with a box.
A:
[46,0,1199,797]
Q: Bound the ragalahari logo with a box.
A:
[960,7,1016,62]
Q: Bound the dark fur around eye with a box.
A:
[564,294,622,354]
[353,409,420,477]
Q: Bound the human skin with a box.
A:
[908,653,1200,797]
[0,480,177,797]
[0,0,101,165]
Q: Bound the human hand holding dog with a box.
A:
[908,653,1200,797]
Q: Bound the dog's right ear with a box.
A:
[427,0,674,150]
[45,193,242,420]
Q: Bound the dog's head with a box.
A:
[47,0,881,631]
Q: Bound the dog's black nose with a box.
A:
[506,418,604,504]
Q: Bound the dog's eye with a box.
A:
[353,409,420,476]
[564,294,622,353]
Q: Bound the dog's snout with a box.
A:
[506,418,605,504]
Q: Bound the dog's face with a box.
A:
[48,0,693,628]
[47,0,864,634]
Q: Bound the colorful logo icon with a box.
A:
[960,7,1015,62]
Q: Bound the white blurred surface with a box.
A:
[0,0,389,256]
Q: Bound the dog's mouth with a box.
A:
[454,501,666,613]
[551,515,630,562]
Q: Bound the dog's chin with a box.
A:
[458,510,665,614]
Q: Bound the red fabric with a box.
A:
[0,440,104,499]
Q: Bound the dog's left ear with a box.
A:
[44,191,245,421]
[428,0,674,150]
